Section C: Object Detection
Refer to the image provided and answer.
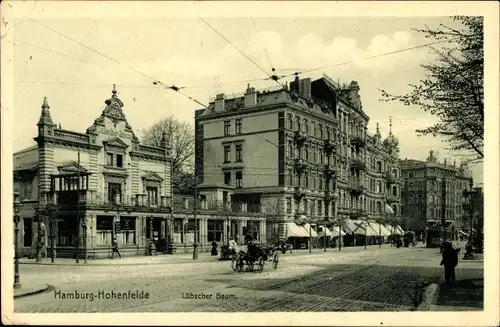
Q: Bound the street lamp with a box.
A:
[82,219,88,264]
[13,192,22,289]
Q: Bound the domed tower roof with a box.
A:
[383,117,399,147]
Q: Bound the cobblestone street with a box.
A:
[14,246,483,312]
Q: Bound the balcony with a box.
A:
[350,135,366,148]
[324,139,337,154]
[348,180,364,197]
[294,158,308,172]
[294,186,306,198]
[51,190,172,213]
[323,164,337,178]
[294,130,307,144]
[173,199,267,214]
[349,209,366,220]
[384,172,397,185]
[386,195,399,204]
[324,189,337,201]
[349,158,366,172]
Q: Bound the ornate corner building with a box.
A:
[13,86,173,258]
[400,151,474,238]
[195,75,403,245]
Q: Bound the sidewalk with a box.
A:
[18,243,424,266]
[13,282,53,299]
[429,279,484,311]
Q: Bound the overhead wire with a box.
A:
[200,18,279,86]
[251,17,275,73]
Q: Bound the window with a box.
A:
[235,119,242,134]
[208,220,223,242]
[319,125,324,139]
[376,181,381,193]
[108,182,122,204]
[224,120,231,136]
[116,154,123,168]
[287,114,293,129]
[235,171,243,188]
[305,145,309,161]
[409,172,414,178]
[296,117,301,131]
[95,216,113,246]
[286,198,292,213]
[392,186,397,197]
[224,145,231,163]
[224,172,231,186]
[377,161,382,173]
[119,217,136,244]
[317,200,322,215]
[235,144,243,162]
[287,141,292,157]
[312,122,317,137]
[58,218,78,246]
[23,218,32,247]
[288,169,293,186]
[304,119,309,133]
[146,186,158,205]
[326,127,330,140]
[106,153,113,166]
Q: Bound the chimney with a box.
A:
[244,84,257,108]
[214,93,226,112]
[299,78,312,99]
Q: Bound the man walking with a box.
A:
[111,237,121,259]
[440,241,459,285]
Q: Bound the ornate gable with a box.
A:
[58,162,88,174]
[142,171,164,183]
[104,137,128,152]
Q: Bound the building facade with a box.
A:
[400,150,474,238]
[195,75,403,247]
[14,87,173,258]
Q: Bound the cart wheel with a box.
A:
[257,256,265,272]
[272,252,279,270]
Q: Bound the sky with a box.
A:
[11,15,483,184]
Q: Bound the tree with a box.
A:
[381,17,484,161]
[141,116,195,176]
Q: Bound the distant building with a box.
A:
[195,75,403,248]
[400,151,474,238]
[13,86,172,258]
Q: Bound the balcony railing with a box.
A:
[51,190,171,210]
[294,130,307,144]
[384,172,397,184]
[173,199,267,214]
[294,186,306,198]
[324,139,337,153]
[350,135,366,148]
[349,209,366,219]
[386,195,399,204]
[350,158,366,172]
[54,129,90,143]
[324,189,336,201]
[323,164,337,178]
[348,180,364,196]
[294,158,307,172]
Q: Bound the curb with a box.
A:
[416,283,439,311]
[14,284,54,299]
[19,258,218,266]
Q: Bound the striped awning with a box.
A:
[303,223,318,237]
[317,226,332,237]
[286,223,310,238]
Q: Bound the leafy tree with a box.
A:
[141,116,195,176]
[381,17,484,161]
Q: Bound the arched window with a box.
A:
[392,185,397,196]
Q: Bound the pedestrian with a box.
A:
[211,241,218,256]
[440,241,458,285]
[111,237,121,259]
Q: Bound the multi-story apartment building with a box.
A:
[400,150,474,238]
[13,87,173,258]
[195,75,403,246]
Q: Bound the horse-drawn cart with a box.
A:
[231,243,279,272]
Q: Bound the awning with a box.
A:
[343,219,360,234]
[364,223,379,237]
[385,204,394,214]
[285,223,310,238]
[393,225,404,236]
[317,226,332,237]
[331,226,347,236]
[380,225,393,237]
[459,230,468,236]
[303,223,318,237]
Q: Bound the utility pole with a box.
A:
[76,150,80,263]
[309,207,312,253]
[338,215,343,252]
[192,173,199,260]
